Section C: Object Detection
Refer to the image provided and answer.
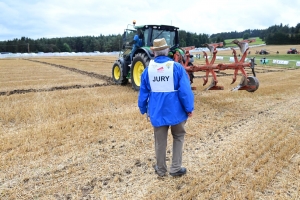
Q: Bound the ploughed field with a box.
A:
[1,46,300,199]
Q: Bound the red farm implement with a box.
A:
[174,40,259,92]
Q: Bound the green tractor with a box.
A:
[112,21,194,91]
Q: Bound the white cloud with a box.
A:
[0,0,299,41]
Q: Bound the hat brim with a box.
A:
[150,45,170,51]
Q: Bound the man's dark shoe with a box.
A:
[153,165,165,177]
[169,167,187,177]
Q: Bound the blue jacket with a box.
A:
[131,34,143,60]
[133,34,143,48]
[138,56,194,127]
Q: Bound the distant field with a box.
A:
[1,55,299,199]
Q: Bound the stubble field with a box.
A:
[0,45,300,199]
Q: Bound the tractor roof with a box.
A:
[134,24,179,30]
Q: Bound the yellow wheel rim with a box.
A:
[133,61,144,86]
[113,66,121,80]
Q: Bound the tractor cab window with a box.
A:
[137,29,144,46]
[142,29,149,46]
[151,29,175,47]
[124,29,136,48]
[122,31,126,42]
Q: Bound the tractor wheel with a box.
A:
[112,61,128,85]
[131,53,150,91]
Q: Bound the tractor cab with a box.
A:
[120,23,180,63]
[138,24,179,50]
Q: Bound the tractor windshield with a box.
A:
[151,29,176,47]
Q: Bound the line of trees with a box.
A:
[0,34,122,53]
[0,31,210,54]
[211,23,300,45]
[178,30,210,48]
[262,23,300,44]
[1,23,299,53]
[209,29,263,44]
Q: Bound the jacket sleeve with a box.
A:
[176,63,194,113]
[138,70,150,114]
[133,35,140,46]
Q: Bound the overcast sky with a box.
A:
[0,0,299,41]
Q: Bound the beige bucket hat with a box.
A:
[150,38,170,51]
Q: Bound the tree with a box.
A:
[243,33,249,40]
[56,39,64,52]
[75,37,84,52]
[179,38,186,47]
[62,43,71,52]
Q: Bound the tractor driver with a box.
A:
[130,29,143,62]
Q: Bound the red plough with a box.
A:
[174,40,259,92]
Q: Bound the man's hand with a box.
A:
[187,112,193,117]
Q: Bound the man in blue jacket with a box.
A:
[130,29,143,62]
[138,38,194,177]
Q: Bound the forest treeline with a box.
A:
[0,23,299,53]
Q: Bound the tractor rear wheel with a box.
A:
[131,53,150,91]
[112,61,128,85]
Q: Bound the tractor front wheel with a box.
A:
[131,53,150,91]
[112,61,128,85]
